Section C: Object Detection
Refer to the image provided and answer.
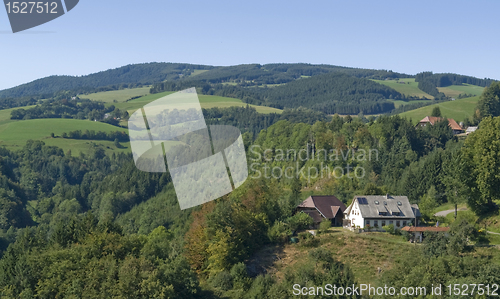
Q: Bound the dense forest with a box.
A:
[188,63,410,85]
[0,63,411,101]
[0,81,499,297]
[152,73,404,115]
[415,71,495,99]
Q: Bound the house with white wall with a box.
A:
[343,194,420,230]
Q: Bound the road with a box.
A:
[433,208,500,236]
[433,208,467,217]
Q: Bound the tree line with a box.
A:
[58,130,129,142]
[10,98,128,126]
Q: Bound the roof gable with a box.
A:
[418,116,463,131]
[297,195,346,219]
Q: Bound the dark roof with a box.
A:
[302,210,323,223]
[411,204,421,218]
[297,195,346,219]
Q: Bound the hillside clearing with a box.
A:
[0,119,129,155]
[388,99,433,108]
[260,228,411,286]
[373,78,434,99]
[398,96,480,124]
[79,87,151,103]
[438,84,485,98]
[112,91,283,114]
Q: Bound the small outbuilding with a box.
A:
[401,226,450,243]
[296,195,347,226]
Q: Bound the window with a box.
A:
[396,221,400,227]
[374,220,378,227]
[403,221,407,227]
[382,220,386,226]
[365,220,370,226]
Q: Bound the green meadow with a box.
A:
[189,69,209,77]
[0,105,36,125]
[437,84,485,98]
[373,78,435,99]
[388,99,433,108]
[0,119,130,155]
[398,96,480,124]
[111,91,282,114]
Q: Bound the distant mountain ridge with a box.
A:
[0,63,214,98]
[0,62,408,99]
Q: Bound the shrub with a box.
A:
[298,232,320,247]
[209,270,233,291]
[401,230,411,241]
[286,212,313,231]
[268,221,291,243]
[319,218,331,233]
[309,247,333,265]
[298,231,312,240]
[230,262,250,290]
[301,237,320,248]
[383,224,395,234]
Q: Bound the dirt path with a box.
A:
[434,208,467,217]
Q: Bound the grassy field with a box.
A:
[112,91,283,114]
[79,87,151,103]
[0,105,36,126]
[388,99,433,108]
[398,95,480,124]
[438,84,485,98]
[373,78,435,99]
[265,228,412,286]
[0,119,130,155]
[189,70,209,77]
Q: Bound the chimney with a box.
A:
[385,194,389,199]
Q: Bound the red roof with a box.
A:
[418,116,463,131]
[297,195,346,219]
[401,226,450,232]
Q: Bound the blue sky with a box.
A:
[0,0,499,90]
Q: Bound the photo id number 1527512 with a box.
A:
[5,2,58,14]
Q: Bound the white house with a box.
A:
[343,194,420,230]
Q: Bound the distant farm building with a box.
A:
[416,116,464,135]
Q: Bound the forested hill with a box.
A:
[415,71,495,99]
[152,73,404,115]
[258,73,402,114]
[188,63,410,85]
[0,63,214,98]
[0,63,408,99]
